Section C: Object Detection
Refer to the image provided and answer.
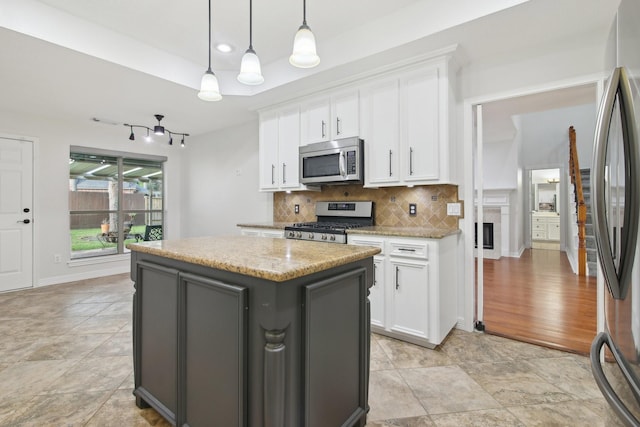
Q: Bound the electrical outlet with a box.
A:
[54,254,62,263]
[447,203,462,216]
[294,204,300,214]
[409,203,417,216]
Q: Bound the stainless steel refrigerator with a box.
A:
[590,0,640,425]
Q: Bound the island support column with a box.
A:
[264,329,286,427]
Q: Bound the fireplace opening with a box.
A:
[475,222,495,250]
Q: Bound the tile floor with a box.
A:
[0,273,625,426]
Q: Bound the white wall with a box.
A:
[482,139,518,189]
[180,120,272,238]
[520,103,597,170]
[0,109,183,287]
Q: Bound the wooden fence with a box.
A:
[69,192,162,229]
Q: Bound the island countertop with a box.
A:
[127,235,380,282]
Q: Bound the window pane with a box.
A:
[70,213,119,258]
[69,151,164,259]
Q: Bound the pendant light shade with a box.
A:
[198,69,222,101]
[238,48,264,85]
[238,0,263,85]
[290,0,319,68]
[198,0,222,101]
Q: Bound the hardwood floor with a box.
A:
[482,248,597,355]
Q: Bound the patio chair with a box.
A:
[143,225,163,241]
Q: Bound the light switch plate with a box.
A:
[447,203,461,216]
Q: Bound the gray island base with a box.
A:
[128,236,379,427]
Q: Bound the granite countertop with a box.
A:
[127,235,380,282]
[238,222,460,239]
[349,226,461,239]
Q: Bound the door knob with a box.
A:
[17,219,31,224]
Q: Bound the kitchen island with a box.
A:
[128,235,380,427]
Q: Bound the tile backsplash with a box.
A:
[274,184,461,230]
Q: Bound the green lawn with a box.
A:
[71,226,147,251]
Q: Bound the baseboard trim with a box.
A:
[37,265,130,288]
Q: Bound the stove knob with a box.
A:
[296,231,302,238]
[308,233,314,239]
[321,234,327,240]
[329,235,336,241]
[287,231,294,238]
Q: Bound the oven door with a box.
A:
[299,140,363,185]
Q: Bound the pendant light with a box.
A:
[198,0,222,101]
[289,0,320,68]
[237,0,264,85]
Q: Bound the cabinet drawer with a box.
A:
[388,240,428,260]
[532,230,547,240]
[546,217,560,224]
[532,223,546,231]
[348,235,385,255]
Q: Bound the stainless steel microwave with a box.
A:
[299,137,364,185]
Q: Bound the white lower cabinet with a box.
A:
[348,233,457,348]
[389,258,429,339]
[370,257,385,328]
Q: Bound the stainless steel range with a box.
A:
[285,201,374,243]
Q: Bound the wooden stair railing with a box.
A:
[569,126,587,276]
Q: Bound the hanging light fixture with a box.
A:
[198,0,222,101]
[290,0,320,68]
[124,114,189,147]
[237,0,264,85]
[153,114,165,135]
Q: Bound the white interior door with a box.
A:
[0,137,33,292]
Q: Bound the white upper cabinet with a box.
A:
[401,66,440,182]
[278,106,302,189]
[301,98,330,144]
[362,55,456,187]
[301,90,360,144]
[361,78,401,186]
[258,110,279,191]
[258,50,457,192]
[259,106,307,192]
[331,90,360,139]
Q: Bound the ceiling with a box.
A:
[0,0,619,139]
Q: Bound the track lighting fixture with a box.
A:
[238,0,264,85]
[290,0,320,68]
[124,114,189,147]
[198,0,222,101]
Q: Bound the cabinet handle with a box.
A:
[282,163,286,184]
[373,263,377,287]
[321,120,326,138]
[389,150,393,177]
[395,266,400,290]
[271,164,275,185]
[336,117,341,135]
[398,248,416,252]
[409,147,414,176]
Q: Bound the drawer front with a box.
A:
[546,217,560,224]
[348,235,385,255]
[388,240,428,260]
[532,230,547,240]
[532,223,546,231]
